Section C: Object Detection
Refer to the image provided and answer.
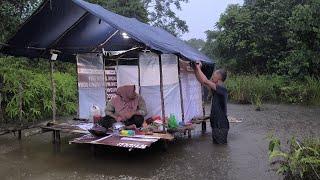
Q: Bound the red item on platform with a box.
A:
[152,115,161,121]
[93,115,102,124]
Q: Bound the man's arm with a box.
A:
[194,63,217,90]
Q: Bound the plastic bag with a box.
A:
[168,114,178,129]
[89,104,101,122]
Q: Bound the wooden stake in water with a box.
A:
[18,83,23,124]
[0,87,3,123]
[50,60,56,123]
[0,75,3,122]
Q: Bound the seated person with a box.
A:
[99,85,147,129]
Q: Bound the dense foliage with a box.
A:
[203,0,320,79]
[268,135,320,180]
[0,57,77,124]
[90,0,189,36]
[0,0,41,42]
[185,38,205,51]
[226,75,320,109]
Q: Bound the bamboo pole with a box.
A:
[158,54,166,123]
[75,55,81,118]
[0,87,3,123]
[138,57,141,94]
[177,59,185,122]
[0,75,3,123]
[18,83,23,124]
[50,60,56,123]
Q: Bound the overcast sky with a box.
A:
[175,0,243,40]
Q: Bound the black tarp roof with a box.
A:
[0,0,213,63]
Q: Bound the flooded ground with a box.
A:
[0,103,319,180]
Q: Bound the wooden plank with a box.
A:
[144,133,174,141]
[41,126,88,134]
[70,134,154,149]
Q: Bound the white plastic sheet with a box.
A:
[180,69,203,122]
[139,52,160,86]
[77,53,106,119]
[161,54,179,85]
[116,65,139,93]
[161,54,182,122]
[139,52,162,118]
[163,84,182,122]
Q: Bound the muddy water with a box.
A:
[0,104,319,180]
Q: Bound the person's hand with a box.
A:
[196,61,202,68]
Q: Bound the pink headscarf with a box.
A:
[111,85,139,115]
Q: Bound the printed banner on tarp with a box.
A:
[77,53,106,119]
[105,66,117,100]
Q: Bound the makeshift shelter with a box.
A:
[0,0,214,123]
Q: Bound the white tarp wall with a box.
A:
[161,54,182,122]
[116,65,139,94]
[77,53,106,119]
[139,52,162,119]
[179,61,203,121]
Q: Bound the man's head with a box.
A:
[211,69,227,83]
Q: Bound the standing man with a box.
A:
[193,62,229,144]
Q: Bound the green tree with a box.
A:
[144,0,189,36]
[185,38,205,51]
[0,0,41,42]
[205,0,320,78]
[277,0,320,77]
[90,0,189,36]
[89,0,149,23]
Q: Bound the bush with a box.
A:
[0,56,77,124]
[226,75,320,106]
[268,135,320,180]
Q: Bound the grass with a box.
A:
[225,75,320,108]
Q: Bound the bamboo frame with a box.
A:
[50,60,56,123]
[138,58,141,94]
[158,54,166,121]
[18,83,23,124]
[177,59,185,122]
[0,77,3,122]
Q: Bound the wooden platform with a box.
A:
[41,122,174,150]
[70,134,158,150]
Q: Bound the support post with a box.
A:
[177,59,185,122]
[0,91,2,123]
[55,130,61,144]
[201,86,206,117]
[0,75,3,122]
[18,83,23,140]
[18,130,22,140]
[158,54,166,131]
[202,121,207,133]
[18,83,23,124]
[201,85,207,133]
[75,55,81,118]
[138,58,141,94]
[188,129,192,139]
[52,130,56,144]
[50,60,56,123]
